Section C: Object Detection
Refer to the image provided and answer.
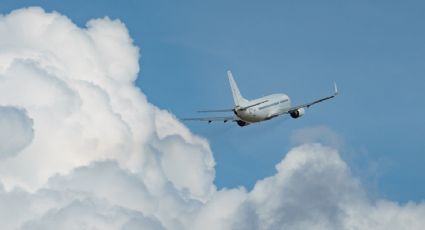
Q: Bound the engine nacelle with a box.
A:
[237,120,249,127]
[289,108,305,119]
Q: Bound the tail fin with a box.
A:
[227,70,248,106]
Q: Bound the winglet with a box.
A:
[333,81,338,95]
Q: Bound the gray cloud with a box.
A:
[227,144,425,230]
[231,144,364,230]
[0,106,34,159]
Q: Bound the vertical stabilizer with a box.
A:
[227,70,248,106]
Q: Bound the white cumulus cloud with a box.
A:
[0,7,424,230]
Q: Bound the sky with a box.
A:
[0,1,424,228]
[1,0,424,202]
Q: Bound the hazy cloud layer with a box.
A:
[290,125,344,148]
[0,7,424,229]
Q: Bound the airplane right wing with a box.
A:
[277,82,338,116]
[181,116,238,123]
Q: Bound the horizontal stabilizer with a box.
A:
[181,116,237,123]
[197,108,234,113]
[238,100,268,110]
[198,100,268,113]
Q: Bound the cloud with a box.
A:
[22,200,166,230]
[238,144,425,230]
[232,144,363,230]
[0,6,215,197]
[0,7,425,230]
[0,106,34,159]
[0,183,166,230]
[0,6,213,229]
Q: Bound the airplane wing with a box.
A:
[278,82,338,116]
[181,116,238,123]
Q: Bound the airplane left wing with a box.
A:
[181,116,237,123]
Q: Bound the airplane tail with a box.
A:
[227,70,248,106]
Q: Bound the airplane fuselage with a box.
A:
[235,94,291,123]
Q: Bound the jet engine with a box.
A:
[289,108,305,119]
[237,120,249,127]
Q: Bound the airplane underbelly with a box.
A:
[237,111,267,123]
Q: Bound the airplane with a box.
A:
[182,70,338,127]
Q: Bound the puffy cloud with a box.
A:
[0,183,166,230]
[0,6,215,196]
[232,144,364,230]
[229,144,425,230]
[0,7,425,230]
[0,6,212,229]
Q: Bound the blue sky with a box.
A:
[1,0,424,203]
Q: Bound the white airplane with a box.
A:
[183,70,338,127]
